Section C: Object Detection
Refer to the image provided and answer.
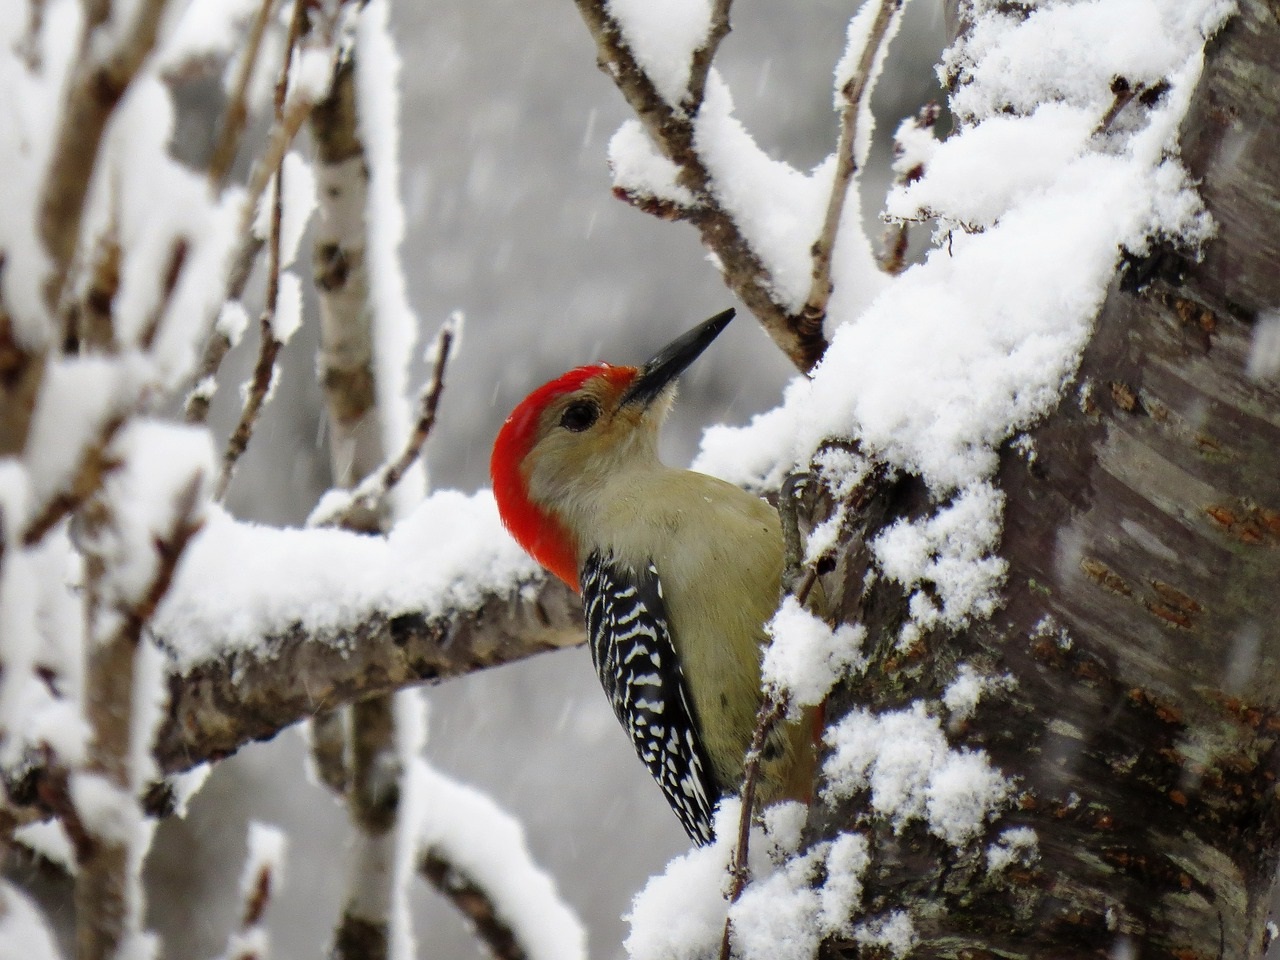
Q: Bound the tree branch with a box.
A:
[208,0,278,190]
[150,573,583,777]
[421,850,530,960]
[215,0,308,501]
[572,0,828,372]
[39,0,170,322]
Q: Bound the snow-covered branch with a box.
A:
[39,0,170,320]
[143,494,582,776]
[575,0,831,371]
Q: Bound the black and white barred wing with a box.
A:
[580,550,719,845]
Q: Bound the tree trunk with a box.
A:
[810,3,1280,956]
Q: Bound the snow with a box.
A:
[165,763,213,818]
[290,47,336,104]
[942,663,1013,723]
[93,76,241,385]
[22,356,147,501]
[71,772,145,846]
[818,832,871,933]
[355,0,426,519]
[608,120,696,209]
[278,152,317,270]
[943,0,1231,121]
[762,597,867,710]
[625,802,738,960]
[241,820,288,897]
[871,482,1007,632]
[802,446,871,565]
[729,848,827,960]
[93,420,214,612]
[155,490,542,668]
[985,826,1039,873]
[606,0,714,108]
[625,801,870,960]
[13,820,76,874]
[693,75,837,313]
[694,0,1222,637]
[823,703,1013,846]
[729,831,870,960]
[853,911,917,959]
[0,0,81,345]
[128,638,167,790]
[410,757,587,960]
[0,883,61,960]
[833,0,905,166]
[157,0,261,70]
[215,301,251,345]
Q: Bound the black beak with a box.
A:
[619,308,735,408]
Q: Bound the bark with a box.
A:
[808,4,1280,956]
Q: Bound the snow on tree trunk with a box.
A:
[800,2,1280,955]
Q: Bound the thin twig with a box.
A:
[1094,76,1140,136]
[800,0,902,331]
[21,414,127,546]
[719,693,788,960]
[879,103,938,275]
[208,0,278,189]
[422,850,530,960]
[683,0,732,114]
[183,237,264,424]
[718,461,883,960]
[215,0,308,501]
[317,324,455,529]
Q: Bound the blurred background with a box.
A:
[121,1,945,957]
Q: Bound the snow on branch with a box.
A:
[413,760,587,960]
[694,0,1224,635]
[146,491,582,776]
[576,0,837,371]
[39,0,170,322]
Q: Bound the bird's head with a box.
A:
[490,308,735,590]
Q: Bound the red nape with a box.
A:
[490,364,636,592]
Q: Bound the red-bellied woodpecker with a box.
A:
[490,309,813,844]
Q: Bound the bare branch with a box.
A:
[214,313,280,501]
[683,0,732,115]
[1094,75,1142,136]
[315,324,455,530]
[719,692,787,960]
[572,0,827,372]
[208,0,279,190]
[801,0,902,328]
[215,0,308,501]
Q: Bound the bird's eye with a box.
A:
[560,400,600,433]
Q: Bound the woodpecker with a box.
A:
[490,309,812,844]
